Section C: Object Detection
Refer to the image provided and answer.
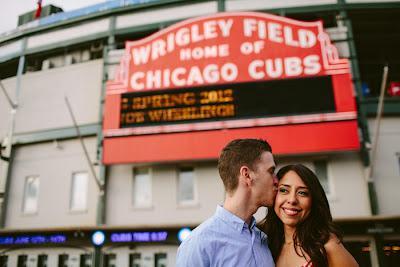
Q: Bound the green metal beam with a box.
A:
[362,98,400,116]
[217,0,225,12]
[113,22,162,36]
[263,4,340,15]
[12,123,99,145]
[336,1,371,167]
[0,40,26,228]
[0,53,23,65]
[93,246,102,267]
[263,2,400,15]
[344,2,400,10]
[24,32,108,57]
[94,37,113,227]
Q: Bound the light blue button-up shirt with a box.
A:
[176,206,275,267]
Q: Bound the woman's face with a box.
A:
[274,170,312,228]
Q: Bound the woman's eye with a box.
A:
[298,191,309,196]
[279,188,288,193]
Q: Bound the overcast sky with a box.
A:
[0,0,106,34]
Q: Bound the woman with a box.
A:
[261,164,358,267]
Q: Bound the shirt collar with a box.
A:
[215,205,256,233]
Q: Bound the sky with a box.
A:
[0,0,107,34]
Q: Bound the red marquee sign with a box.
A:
[103,12,359,164]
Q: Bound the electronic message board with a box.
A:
[103,12,359,164]
[120,76,335,127]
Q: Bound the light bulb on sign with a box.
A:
[92,231,105,246]
[178,228,192,242]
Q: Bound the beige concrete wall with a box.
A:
[327,154,371,218]
[5,137,99,229]
[14,59,103,134]
[107,152,370,228]
[368,117,400,215]
[106,162,224,227]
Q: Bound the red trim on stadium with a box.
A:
[103,120,360,164]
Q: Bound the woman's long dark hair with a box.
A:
[260,164,342,267]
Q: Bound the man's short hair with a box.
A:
[218,138,272,193]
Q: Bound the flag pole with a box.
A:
[0,80,17,109]
[365,64,389,215]
[64,96,104,192]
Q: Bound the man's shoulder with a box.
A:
[176,216,218,266]
[178,214,223,249]
[186,216,218,241]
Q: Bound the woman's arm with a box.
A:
[325,235,359,267]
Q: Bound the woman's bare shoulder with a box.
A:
[324,234,341,249]
[324,234,359,267]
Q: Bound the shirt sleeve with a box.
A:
[176,235,210,267]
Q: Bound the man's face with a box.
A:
[249,151,277,207]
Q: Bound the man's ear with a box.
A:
[239,165,252,187]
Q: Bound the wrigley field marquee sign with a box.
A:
[103,12,359,164]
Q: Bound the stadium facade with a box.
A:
[0,0,399,266]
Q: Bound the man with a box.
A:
[176,138,277,267]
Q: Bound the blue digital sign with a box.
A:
[110,231,168,243]
[0,230,172,246]
[0,234,66,245]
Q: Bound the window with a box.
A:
[154,253,167,267]
[129,253,141,267]
[70,172,89,211]
[22,176,39,214]
[132,168,152,207]
[38,254,48,267]
[313,160,331,195]
[25,41,104,73]
[178,167,196,205]
[17,255,27,267]
[0,255,8,267]
[58,254,68,267]
[104,254,116,267]
[80,254,92,267]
